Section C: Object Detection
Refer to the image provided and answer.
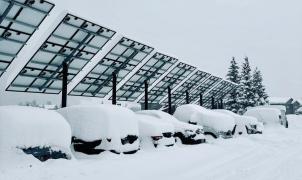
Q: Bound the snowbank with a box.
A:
[244,107,282,126]
[0,106,72,154]
[57,105,139,153]
[174,104,235,132]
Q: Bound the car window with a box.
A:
[21,146,69,162]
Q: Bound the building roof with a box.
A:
[268,97,294,104]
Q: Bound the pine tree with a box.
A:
[252,67,268,105]
[238,57,256,114]
[225,57,240,113]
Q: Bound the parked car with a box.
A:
[136,113,175,148]
[57,105,139,155]
[245,107,288,128]
[174,104,236,139]
[0,106,72,162]
[214,109,263,135]
[137,110,206,144]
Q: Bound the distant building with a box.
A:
[293,99,302,114]
[268,97,294,114]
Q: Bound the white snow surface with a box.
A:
[244,107,282,126]
[137,110,204,133]
[0,106,71,152]
[174,104,235,132]
[2,116,302,180]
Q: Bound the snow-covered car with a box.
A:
[214,109,263,135]
[136,113,175,148]
[136,110,206,144]
[174,104,236,139]
[57,105,139,155]
[244,107,288,128]
[0,106,72,162]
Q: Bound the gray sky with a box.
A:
[53,0,302,98]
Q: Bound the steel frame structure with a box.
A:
[7,13,115,93]
[0,0,54,77]
[69,37,154,98]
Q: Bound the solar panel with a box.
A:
[69,37,154,97]
[0,0,54,77]
[142,62,196,104]
[184,75,222,105]
[161,70,210,106]
[7,14,115,93]
[114,52,177,101]
[202,81,237,107]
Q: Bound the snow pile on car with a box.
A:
[57,105,139,153]
[0,106,72,156]
[174,104,235,132]
[244,107,282,126]
[137,110,204,133]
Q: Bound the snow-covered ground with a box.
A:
[1,115,302,180]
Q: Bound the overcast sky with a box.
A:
[52,0,302,98]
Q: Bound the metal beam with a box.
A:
[61,61,68,108]
[112,72,117,105]
[144,80,148,110]
[168,86,172,114]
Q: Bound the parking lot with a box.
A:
[1,115,301,180]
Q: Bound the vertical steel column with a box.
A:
[168,86,172,114]
[211,96,215,109]
[61,61,68,108]
[112,72,117,105]
[144,80,148,110]
[199,93,203,106]
[220,99,224,109]
[185,91,190,104]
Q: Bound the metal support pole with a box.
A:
[220,99,224,109]
[168,86,172,114]
[61,61,68,108]
[144,80,148,110]
[112,72,117,105]
[211,96,215,109]
[185,91,190,104]
[199,93,203,106]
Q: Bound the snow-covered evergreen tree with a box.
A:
[238,57,256,114]
[225,57,240,113]
[252,67,268,105]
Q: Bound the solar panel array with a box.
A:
[1,1,238,108]
[0,0,54,77]
[115,52,177,101]
[187,75,222,105]
[7,14,115,93]
[161,70,211,106]
[142,62,196,104]
[202,81,236,108]
[69,37,154,97]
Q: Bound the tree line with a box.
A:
[225,57,268,114]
